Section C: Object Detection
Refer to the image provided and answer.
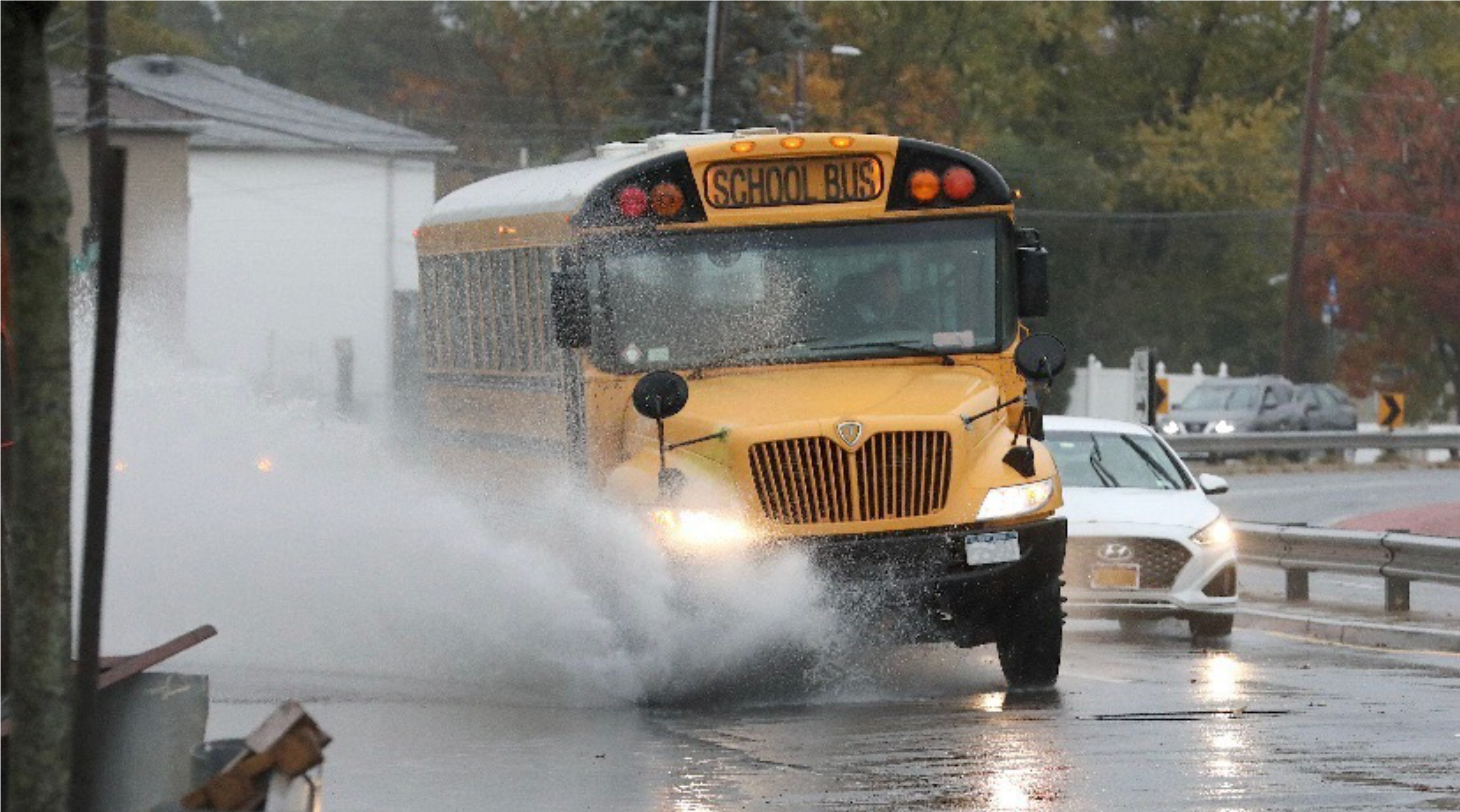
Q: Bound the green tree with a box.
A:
[600,1,811,136]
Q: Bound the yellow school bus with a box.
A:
[415,129,1068,687]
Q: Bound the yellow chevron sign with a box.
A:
[1378,392,1405,429]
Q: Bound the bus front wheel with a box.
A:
[995,577,1064,690]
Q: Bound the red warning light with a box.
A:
[617,186,649,218]
[942,167,976,202]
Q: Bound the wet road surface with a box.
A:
[205,623,1460,811]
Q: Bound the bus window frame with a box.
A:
[575,213,1019,375]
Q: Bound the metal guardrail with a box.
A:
[1166,429,1460,455]
[1235,521,1460,612]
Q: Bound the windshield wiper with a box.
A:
[1118,434,1182,489]
[804,339,955,366]
[690,334,824,376]
[1088,434,1120,487]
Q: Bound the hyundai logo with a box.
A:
[1098,542,1134,562]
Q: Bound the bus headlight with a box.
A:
[976,478,1055,522]
[648,508,757,550]
[1193,517,1234,546]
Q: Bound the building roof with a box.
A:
[50,68,202,135]
[109,55,454,156]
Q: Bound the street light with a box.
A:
[829,44,863,128]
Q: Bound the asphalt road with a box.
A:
[1211,467,1460,527]
[206,624,1460,811]
[181,469,1458,810]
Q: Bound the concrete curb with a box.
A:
[1237,605,1460,653]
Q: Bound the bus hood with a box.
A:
[639,361,1007,449]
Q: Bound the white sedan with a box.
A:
[1045,416,1237,639]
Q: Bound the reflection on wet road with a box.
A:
[206,623,1460,811]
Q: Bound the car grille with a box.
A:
[1063,537,1192,590]
[1184,422,1207,433]
[748,431,952,525]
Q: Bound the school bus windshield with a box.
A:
[589,218,1008,371]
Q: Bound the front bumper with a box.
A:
[1062,531,1237,620]
[798,517,1068,645]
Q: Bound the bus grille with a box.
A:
[748,432,952,525]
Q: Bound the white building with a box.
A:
[52,68,201,344]
[109,55,454,419]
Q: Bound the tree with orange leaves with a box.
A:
[1307,73,1460,419]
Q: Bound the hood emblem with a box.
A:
[835,421,864,450]
[1098,542,1134,562]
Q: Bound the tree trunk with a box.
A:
[1,4,76,812]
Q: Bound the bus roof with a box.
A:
[421,132,737,229]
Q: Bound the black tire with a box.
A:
[1189,613,1234,639]
[995,577,1064,689]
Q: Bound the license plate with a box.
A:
[703,156,884,209]
[965,531,1021,565]
[1091,565,1140,590]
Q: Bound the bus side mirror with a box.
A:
[550,255,590,348]
[1016,245,1049,318]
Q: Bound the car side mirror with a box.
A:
[550,252,590,348]
[1016,244,1049,318]
[1197,473,1229,496]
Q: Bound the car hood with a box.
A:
[1055,487,1219,533]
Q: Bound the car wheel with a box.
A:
[995,577,1063,689]
[1189,613,1234,639]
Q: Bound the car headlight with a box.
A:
[1160,420,1183,435]
[648,508,756,550]
[1212,420,1238,434]
[976,478,1055,522]
[1193,516,1234,546]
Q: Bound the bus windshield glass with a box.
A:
[590,218,1003,371]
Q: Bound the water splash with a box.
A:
[72,312,846,707]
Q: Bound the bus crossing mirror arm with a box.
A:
[631,372,691,500]
[1003,334,1067,476]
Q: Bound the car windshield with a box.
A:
[588,218,1004,371]
[1047,430,1190,490]
[1182,384,1259,411]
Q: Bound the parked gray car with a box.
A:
[1295,383,1359,431]
[1160,376,1307,435]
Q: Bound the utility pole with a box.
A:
[792,0,806,130]
[1282,1,1329,383]
[700,0,720,131]
[74,1,125,806]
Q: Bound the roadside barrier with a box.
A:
[1166,429,1460,456]
[1234,521,1460,612]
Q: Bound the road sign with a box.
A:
[1155,377,1170,415]
[1379,392,1405,430]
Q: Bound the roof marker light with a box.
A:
[909,169,940,204]
[650,182,685,217]
[942,166,976,202]
[830,135,854,148]
[731,141,755,154]
[780,136,805,149]
[617,186,649,218]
